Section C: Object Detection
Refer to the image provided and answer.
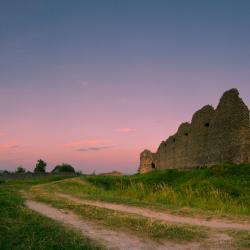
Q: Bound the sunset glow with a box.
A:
[0,1,250,173]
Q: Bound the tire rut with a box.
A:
[56,193,250,231]
[26,200,201,250]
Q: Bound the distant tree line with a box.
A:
[1,159,83,175]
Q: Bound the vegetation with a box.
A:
[28,188,207,242]
[1,164,250,249]
[34,159,47,173]
[43,164,250,217]
[25,165,250,248]
[52,163,75,173]
[0,179,103,250]
[16,166,26,173]
[229,230,250,249]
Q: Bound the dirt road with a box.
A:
[57,193,250,231]
[26,200,201,250]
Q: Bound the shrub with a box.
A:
[52,163,75,174]
[16,166,26,173]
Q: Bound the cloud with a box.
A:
[0,142,20,149]
[116,128,136,133]
[76,146,113,152]
[64,139,113,152]
[64,140,104,148]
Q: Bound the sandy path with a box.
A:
[26,200,201,250]
[57,193,250,231]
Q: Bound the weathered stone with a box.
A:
[139,89,250,173]
[139,150,157,173]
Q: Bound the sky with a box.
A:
[0,0,250,173]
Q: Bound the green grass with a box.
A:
[4,175,74,186]
[29,189,207,242]
[2,165,249,249]
[43,164,250,217]
[229,231,250,249]
[0,180,103,250]
[228,230,250,249]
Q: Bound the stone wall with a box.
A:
[139,150,157,173]
[139,89,250,173]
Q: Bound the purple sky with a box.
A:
[0,0,250,173]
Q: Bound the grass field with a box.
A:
[0,177,103,250]
[41,164,250,217]
[1,164,250,249]
[27,186,207,242]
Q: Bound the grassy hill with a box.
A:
[48,164,250,217]
[1,165,250,249]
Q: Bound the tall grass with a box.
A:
[49,164,250,216]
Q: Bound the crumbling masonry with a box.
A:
[139,89,250,173]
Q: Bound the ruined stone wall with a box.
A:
[139,89,250,173]
[139,150,157,173]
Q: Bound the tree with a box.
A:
[52,163,75,173]
[34,159,47,173]
[16,166,26,173]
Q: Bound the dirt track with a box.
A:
[26,200,202,250]
[57,193,250,231]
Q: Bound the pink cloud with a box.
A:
[116,128,136,133]
[0,141,20,149]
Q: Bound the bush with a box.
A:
[52,163,75,174]
[16,166,26,173]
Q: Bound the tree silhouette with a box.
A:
[16,166,26,173]
[34,159,47,173]
[52,163,75,173]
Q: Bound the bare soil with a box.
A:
[57,193,250,231]
[26,200,202,250]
